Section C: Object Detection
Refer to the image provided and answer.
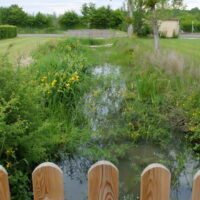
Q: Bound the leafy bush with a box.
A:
[0,25,17,39]
[33,12,52,28]
[0,39,92,199]
[59,11,80,29]
[0,5,27,26]
[90,6,112,29]
[181,21,200,32]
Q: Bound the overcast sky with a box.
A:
[0,0,199,15]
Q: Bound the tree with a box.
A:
[143,0,162,50]
[144,0,183,51]
[110,9,124,29]
[133,0,151,36]
[59,11,80,29]
[90,6,113,29]
[172,0,183,9]
[0,5,27,26]
[81,3,96,28]
[127,0,134,37]
[34,13,51,28]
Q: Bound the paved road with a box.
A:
[19,33,200,39]
[18,30,127,38]
[18,34,66,38]
[180,34,200,38]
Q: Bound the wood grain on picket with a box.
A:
[32,162,64,200]
[0,166,10,200]
[88,161,119,200]
[192,170,200,200]
[140,163,171,200]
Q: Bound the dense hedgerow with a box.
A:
[0,25,17,39]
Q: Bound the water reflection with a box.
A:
[59,64,199,200]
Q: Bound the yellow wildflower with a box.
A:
[51,80,57,87]
[66,83,70,88]
[189,126,197,132]
[6,150,15,155]
[41,76,47,82]
[6,162,11,168]
[75,75,80,80]
[70,77,75,81]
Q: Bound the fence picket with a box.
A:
[88,160,119,200]
[140,163,171,200]
[192,170,200,200]
[0,166,10,200]
[32,162,64,200]
[2,160,200,199]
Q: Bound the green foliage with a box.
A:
[33,12,52,28]
[179,91,200,156]
[0,5,27,26]
[181,21,200,33]
[59,11,80,29]
[110,9,124,29]
[88,6,112,29]
[0,39,92,199]
[133,1,152,37]
[0,5,56,29]
[0,25,17,39]
[81,3,96,27]
[81,3,125,29]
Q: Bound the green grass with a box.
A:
[83,37,200,152]
[82,37,200,65]
[0,37,61,65]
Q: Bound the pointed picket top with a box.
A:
[140,163,171,200]
[0,165,10,200]
[88,160,119,200]
[192,170,200,200]
[32,162,64,200]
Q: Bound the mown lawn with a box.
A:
[0,37,60,65]
[138,38,200,62]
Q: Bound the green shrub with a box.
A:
[0,39,92,199]
[181,21,200,32]
[59,11,80,29]
[0,25,17,39]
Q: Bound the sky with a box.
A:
[0,0,199,15]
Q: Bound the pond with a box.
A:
[59,64,199,200]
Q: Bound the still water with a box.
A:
[59,64,199,200]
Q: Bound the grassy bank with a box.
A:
[0,37,60,65]
[0,38,92,199]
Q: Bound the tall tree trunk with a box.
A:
[152,5,160,51]
[127,0,133,38]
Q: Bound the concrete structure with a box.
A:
[159,19,180,38]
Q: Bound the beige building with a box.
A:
[159,19,180,38]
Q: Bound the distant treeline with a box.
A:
[0,4,126,32]
[0,4,200,34]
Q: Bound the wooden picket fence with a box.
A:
[0,160,200,200]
